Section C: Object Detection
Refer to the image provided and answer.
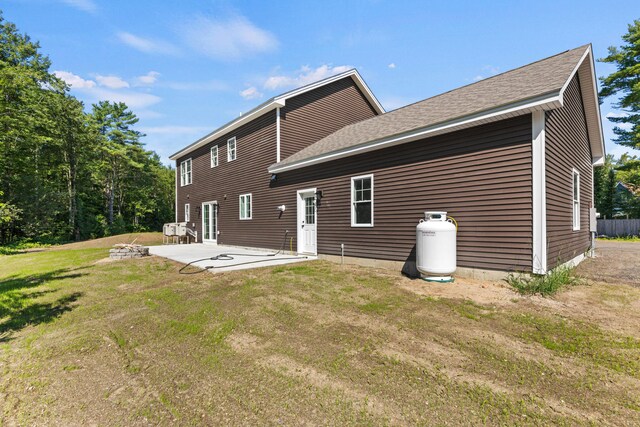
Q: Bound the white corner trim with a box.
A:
[269,93,561,173]
[532,111,547,274]
[276,107,281,163]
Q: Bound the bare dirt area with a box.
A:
[576,239,640,287]
[50,232,164,251]
[1,247,640,425]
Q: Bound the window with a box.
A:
[239,193,252,220]
[180,158,192,186]
[572,169,580,231]
[185,203,190,222]
[351,174,373,227]
[227,137,237,161]
[210,146,218,168]
[305,196,315,225]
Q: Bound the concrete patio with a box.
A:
[148,244,314,273]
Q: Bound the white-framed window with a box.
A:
[351,174,374,227]
[185,203,190,222]
[210,146,218,168]
[572,169,580,231]
[180,158,192,186]
[239,193,252,220]
[227,137,237,162]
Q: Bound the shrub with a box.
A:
[506,266,584,296]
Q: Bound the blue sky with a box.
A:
[4,0,639,164]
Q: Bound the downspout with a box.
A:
[276,107,281,163]
[532,111,547,274]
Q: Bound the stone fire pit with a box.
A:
[109,244,150,260]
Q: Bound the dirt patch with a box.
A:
[397,275,521,306]
[50,232,164,251]
[576,240,640,287]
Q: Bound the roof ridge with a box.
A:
[383,44,590,115]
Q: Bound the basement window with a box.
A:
[572,169,580,231]
[239,193,252,220]
[227,137,237,162]
[180,158,192,186]
[351,174,374,227]
[211,146,218,168]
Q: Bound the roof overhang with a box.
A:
[269,45,606,173]
[560,44,605,166]
[169,69,384,161]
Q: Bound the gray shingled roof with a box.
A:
[271,45,589,170]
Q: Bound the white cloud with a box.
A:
[134,71,161,86]
[181,15,278,60]
[117,31,180,55]
[264,65,352,90]
[86,87,162,109]
[239,86,262,100]
[388,63,396,69]
[471,65,500,82]
[95,74,130,89]
[163,80,229,91]
[605,112,633,130]
[139,125,210,136]
[54,70,97,88]
[60,0,97,13]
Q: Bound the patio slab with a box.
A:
[148,244,314,273]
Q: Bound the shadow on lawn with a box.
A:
[0,269,87,342]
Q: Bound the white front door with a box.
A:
[297,189,317,255]
[202,202,218,243]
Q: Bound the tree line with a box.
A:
[596,19,640,219]
[0,13,174,244]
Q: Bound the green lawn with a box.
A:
[1,237,639,425]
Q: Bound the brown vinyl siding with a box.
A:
[274,115,533,272]
[175,77,379,249]
[545,76,593,269]
[176,111,279,248]
[279,78,378,159]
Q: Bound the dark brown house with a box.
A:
[170,45,604,277]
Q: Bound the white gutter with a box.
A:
[269,92,562,173]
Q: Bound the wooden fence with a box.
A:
[597,219,640,237]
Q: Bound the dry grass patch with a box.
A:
[1,248,639,425]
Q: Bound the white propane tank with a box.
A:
[416,211,456,282]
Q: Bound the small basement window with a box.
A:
[180,158,192,186]
[185,203,190,222]
[572,169,580,231]
[211,146,218,167]
[351,174,373,227]
[227,137,237,162]
[239,193,252,220]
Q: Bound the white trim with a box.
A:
[532,111,547,274]
[269,93,562,173]
[276,107,281,163]
[350,174,374,228]
[239,193,252,220]
[227,137,237,162]
[210,145,219,168]
[174,164,178,222]
[201,201,218,243]
[296,188,317,255]
[179,158,192,186]
[184,203,190,222]
[558,45,605,162]
[169,69,383,160]
[572,168,580,231]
